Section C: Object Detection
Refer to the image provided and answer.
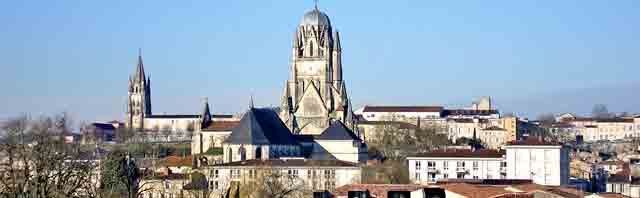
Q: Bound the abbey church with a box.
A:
[123,5,363,162]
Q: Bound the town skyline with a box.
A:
[2,0,640,121]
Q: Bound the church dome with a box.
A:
[300,8,331,26]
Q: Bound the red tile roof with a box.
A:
[441,183,527,198]
[161,155,193,167]
[411,149,505,158]
[334,184,428,198]
[203,121,240,131]
[362,106,444,113]
[592,193,632,198]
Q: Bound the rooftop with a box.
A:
[211,159,357,168]
[507,136,561,146]
[362,105,444,113]
[410,149,505,158]
[202,120,240,132]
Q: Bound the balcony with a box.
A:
[456,167,467,172]
[426,167,437,172]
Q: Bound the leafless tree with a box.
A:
[0,114,100,198]
[592,104,612,119]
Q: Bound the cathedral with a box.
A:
[124,5,358,143]
[279,6,356,135]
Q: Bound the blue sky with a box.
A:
[1,0,639,122]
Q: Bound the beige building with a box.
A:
[205,159,361,196]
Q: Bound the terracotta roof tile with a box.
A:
[161,155,193,167]
[203,121,240,131]
[334,184,428,198]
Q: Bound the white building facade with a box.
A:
[504,140,569,186]
[407,150,506,184]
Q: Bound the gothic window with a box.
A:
[227,147,233,162]
[239,146,246,161]
[255,146,262,159]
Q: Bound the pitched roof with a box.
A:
[160,155,193,167]
[317,120,361,141]
[334,184,430,198]
[203,121,240,132]
[92,123,115,130]
[440,183,524,198]
[147,114,199,119]
[362,106,444,113]
[225,108,298,145]
[211,159,357,167]
[411,149,505,158]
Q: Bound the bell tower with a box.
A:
[126,49,152,130]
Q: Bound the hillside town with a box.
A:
[2,3,640,198]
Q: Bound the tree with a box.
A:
[536,113,556,125]
[0,114,100,198]
[100,149,154,198]
[592,104,612,119]
[362,160,411,184]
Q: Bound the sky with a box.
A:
[1,0,640,123]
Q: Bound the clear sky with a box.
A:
[1,0,640,122]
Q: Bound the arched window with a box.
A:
[239,146,246,161]
[255,146,262,159]
[227,147,233,162]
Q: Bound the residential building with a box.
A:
[205,159,361,195]
[407,149,506,184]
[139,173,190,198]
[407,136,569,186]
[505,137,570,186]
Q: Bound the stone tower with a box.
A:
[126,50,152,130]
[280,6,354,135]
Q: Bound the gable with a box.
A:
[296,81,327,117]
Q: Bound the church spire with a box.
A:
[133,48,146,83]
[200,97,212,129]
[333,31,341,51]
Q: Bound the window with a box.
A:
[443,173,449,178]
[457,173,465,179]
[255,147,262,159]
[472,161,479,170]
[415,172,420,181]
[249,170,256,179]
[239,146,246,161]
[457,161,465,167]
[231,169,240,179]
[473,175,479,179]
[427,161,436,168]
[324,181,336,190]
[211,169,219,179]
[415,161,421,170]
[288,169,299,178]
[324,169,335,179]
[443,161,449,170]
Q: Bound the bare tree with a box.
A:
[592,104,612,119]
[0,114,100,198]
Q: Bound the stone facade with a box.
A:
[280,7,355,135]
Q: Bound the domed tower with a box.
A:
[281,6,353,135]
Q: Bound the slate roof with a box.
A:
[224,108,298,145]
[317,121,361,141]
[92,123,115,130]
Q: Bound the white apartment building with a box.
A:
[358,106,444,121]
[407,137,569,186]
[205,158,361,195]
[407,149,506,184]
[574,118,640,142]
[505,138,569,186]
